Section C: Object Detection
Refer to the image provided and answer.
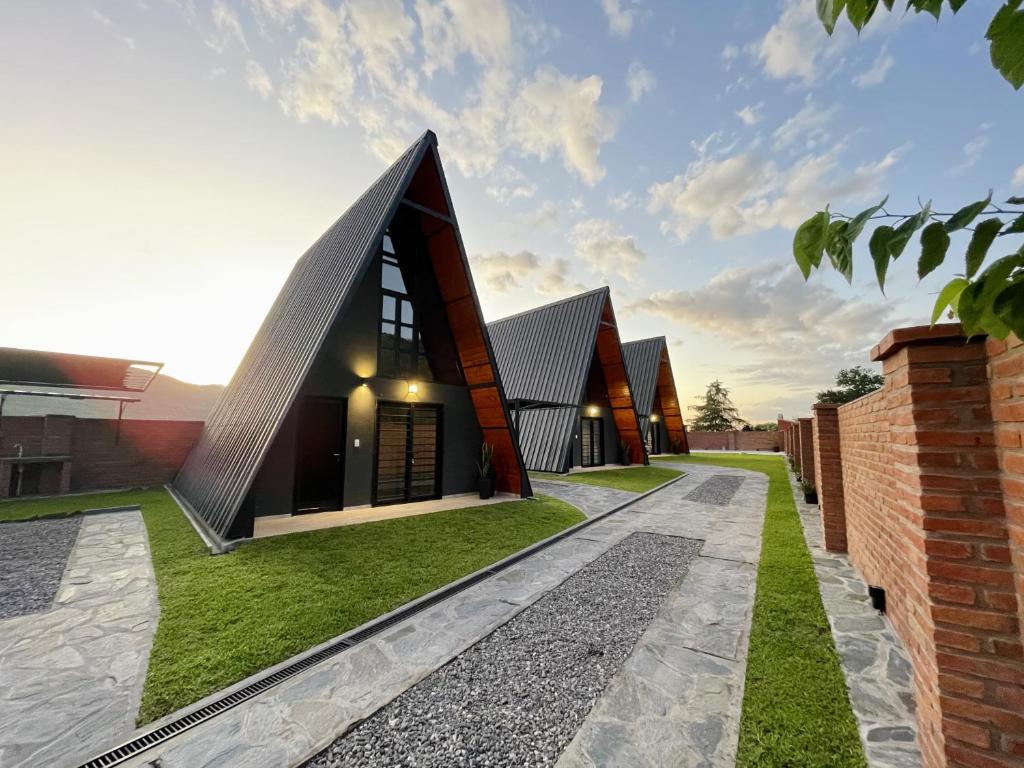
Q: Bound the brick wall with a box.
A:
[686,430,780,451]
[798,417,815,488]
[813,404,847,551]
[1,416,202,496]
[811,325,1023,768]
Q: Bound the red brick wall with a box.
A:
[798,417,815,488]
[988,335,1024,636]
[822,326,1023,768]
[813,404,847,551]
[686,430,780,451]
[1,416,202,494]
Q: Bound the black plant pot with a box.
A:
[478,474,496,500]
[804,489,818,505]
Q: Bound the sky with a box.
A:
[2,0,1021,423]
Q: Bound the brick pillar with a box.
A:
[798,417,815,488]
[813,404,847,552]
[872,325,1023,768]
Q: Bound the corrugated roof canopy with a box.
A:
[0,347,162,392]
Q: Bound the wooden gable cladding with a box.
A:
[595,298,647,466]
[398,145,529,497]
[657,348,689,453]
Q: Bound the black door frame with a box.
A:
[580,415,604,468]
[371,400,444,506]
[292,395,347,515]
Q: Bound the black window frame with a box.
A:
[377,245,431,381]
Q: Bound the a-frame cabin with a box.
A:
[174,131,531,547]
[622,336,689,456]
[487,288,647,474]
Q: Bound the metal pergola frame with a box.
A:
[0,389,141,446]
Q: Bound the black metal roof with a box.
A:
[487,287,608,408]
[515,406,576,473]
[0,347,162,392]
[622,336,665,417]
[174,130,535,542]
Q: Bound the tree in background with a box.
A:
[793,1,1023,340]
[817,365,885,405]
[690,380,748,431]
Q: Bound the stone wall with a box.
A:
[0,416,202,498]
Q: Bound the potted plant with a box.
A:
[801,480,818,505]
[477,442,496,499]
[618,440,632,466]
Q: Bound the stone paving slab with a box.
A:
[0,516,82,620]
[788,471,922,768]
[527,479,638,518]
[0,511,159,768]
[116,463,768,768]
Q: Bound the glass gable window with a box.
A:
[378,234,432,381]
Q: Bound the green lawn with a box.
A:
[529,465,683,493]
[1,488,584,725]
[0,489,145,522]
[656,453,866,768]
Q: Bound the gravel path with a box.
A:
[684,474,745,506]
[306,532,701,768]
[0,516,82,620]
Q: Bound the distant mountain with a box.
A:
[2,374,224,422]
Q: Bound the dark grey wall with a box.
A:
[247,256,483,519]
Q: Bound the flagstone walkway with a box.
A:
[0,511,159,768]
[118,464,768,768]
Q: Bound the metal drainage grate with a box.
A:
[77,473,684,768]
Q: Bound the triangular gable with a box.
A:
[623,336,688,454]
[174,131,530,542]
[489,288,647,469]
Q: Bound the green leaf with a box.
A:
[944,192,991,232]
[948,0,967,10]
[993,281,1024,338]
[918,222,951,279]
[959,253,1022,337]
[889,203,931,259]
[931,277,969,325]
[793,210,831,278]
[911,0,943,19]
[846,0,879,30]
[966,218,1004,277]
[825,220,854,282]
[987,0,1024,90]
[869,225,896,290]
[1007,196,1024,204]
[1004,213,1024,234]
[846,196,888,242]
[817,0,848,33]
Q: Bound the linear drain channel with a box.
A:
[77,474,684,768]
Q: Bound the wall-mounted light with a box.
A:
[650,414,660,423]
[587,405,598,417]
[359,380,369,388]
[407,382,419,395]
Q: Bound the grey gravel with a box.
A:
[684,474,744,506]
[306,532,701,768]
[0,516,82,619]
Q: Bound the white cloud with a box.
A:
[1013,164,1024,189]
[471,250,541,292]
[853,46,894,88]
[626,261,899,393]
[510,67,616,185]
[755,0,841,85]
[607,190,635,211]
[278,2,355,125]
[346,0,415,88]
[626,60,656,103]
[570,218,646,280]
[485,183,537,203]
[773,98,838,150]
[647,141,907,242]
[208,0,248,53]
[721,44,739,67]
[735,102,763,126]
[537,257,587,296]
[245,60,273,99]
[600,0,635,37]
[91,9,112,25]
[950,123,991,176]
[416,0,513,77]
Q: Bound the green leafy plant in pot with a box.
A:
[618,440,632,466]
[477,442,496,499]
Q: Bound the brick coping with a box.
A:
[869,323,977,362]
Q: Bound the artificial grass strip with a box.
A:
[661,453,866,768]
[529,466,682,493]
[0,488,584,725]
[0,488,142,522]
